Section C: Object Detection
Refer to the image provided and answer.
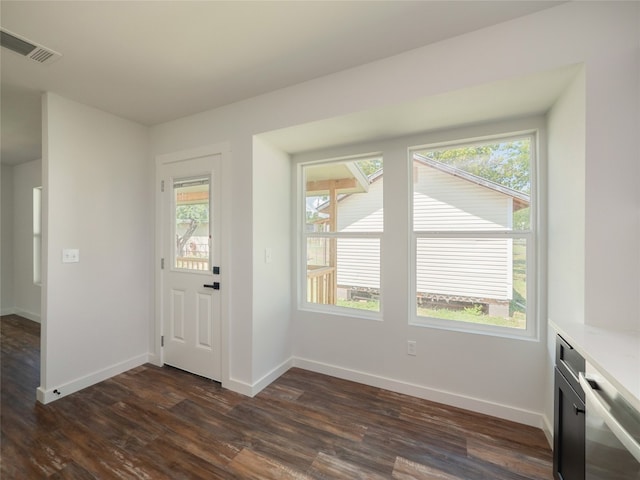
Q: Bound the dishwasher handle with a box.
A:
[579,372,640,463]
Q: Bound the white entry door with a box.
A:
[160,154,221,380]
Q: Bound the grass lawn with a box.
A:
[417,306,525,329]
[336,299,380,312]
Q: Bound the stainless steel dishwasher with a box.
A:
[579,363,640,479]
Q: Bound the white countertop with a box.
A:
[550,319,640,412]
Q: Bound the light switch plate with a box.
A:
[62,249,80,263]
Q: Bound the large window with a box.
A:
[411,134,536,337]
[301,156,383,315]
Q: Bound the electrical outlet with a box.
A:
[407,340,417,356]
[62,248,80,263]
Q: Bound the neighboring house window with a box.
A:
[411,134,536,338]
[33,186,42,285]
[302,156,383,315]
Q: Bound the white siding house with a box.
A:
[334,169,383,291]
[329,158,529,305]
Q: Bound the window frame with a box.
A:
[33,186,42,286]
[298,154,384,320]
[409,131,538,340]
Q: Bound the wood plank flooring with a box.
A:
[1,314,553,479]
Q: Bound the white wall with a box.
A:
[1,164,14,314]
[251,137,293,389]
[0,160,43,320]
[12,159,42,322]
[583,44,640,331]
[547,69,586,329]
[40,93,151,402]
[545,68,587,432]
[150,1,639,428]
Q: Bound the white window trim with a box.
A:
[33,186,42,286]
[301,231,383,320]
[298,155,384,320]
[409,131,539,341]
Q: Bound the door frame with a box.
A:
[154,142,230,386]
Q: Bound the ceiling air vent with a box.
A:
[0,28,61,65]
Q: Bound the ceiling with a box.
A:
[0,1,564,166]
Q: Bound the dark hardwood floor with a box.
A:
[1,314,553,479]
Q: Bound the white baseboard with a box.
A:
[32,350,548,431]
[223,377,254,397]
[1,307,41,323]
[147,352,162,367]
[250,357,294,396]
[37,353,149,404]
[220,356,547,428]
[223,356,294,398]
[293,357,545,428]
[15,308,41,323]
[541,413,554,448]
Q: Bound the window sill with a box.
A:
[299,304,383,322]
[410,316,539,341]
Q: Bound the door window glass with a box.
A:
[173,177,210,271]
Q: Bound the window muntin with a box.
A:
[302,157,383,315]
[411,135,535,336]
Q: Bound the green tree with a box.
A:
[176,203,208,256]
[425,140,530,194]
[176,204,208,223]
[422,139,531,230]
[356,158,383,176]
